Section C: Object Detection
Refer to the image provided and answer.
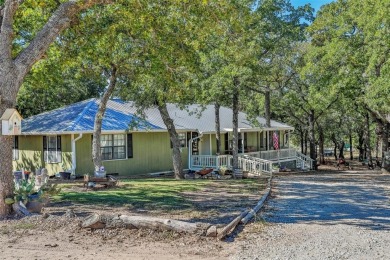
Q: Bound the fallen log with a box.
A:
[81,213,217,236]
[217,209,249,240]
[241,183,271,225]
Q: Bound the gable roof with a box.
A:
[21,99,293,135]
[0,108,22,120]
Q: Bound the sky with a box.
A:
[290,0,334,13]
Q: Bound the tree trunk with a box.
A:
[338,140,345,159]
[304,130,308,155]
[215,102,221,155]
[92,65,117,171]
[0,0,113,218]
[232,79,240,172]
[0,115,15,216]
[364,112,373,168]
[349,133,353,160]
[157,103,184,179]
[357,129,364,161]
[300,128,304,154]
[331,133,338,160]
[381,122,390,173]
[0,66,20,216]
[264,87,271,128]
[318,125,325,164]
[308,110,316,169]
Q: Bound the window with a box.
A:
[43,135,62,163]
[101,134,128,160]
[12,136,19,161]
[178,133,187,147]
[170,132,188,148]
[188,132,199,155]
[260,132,265,148]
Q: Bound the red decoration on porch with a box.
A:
[273,131,279,150]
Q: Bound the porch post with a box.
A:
[209,134,212,155]
[266,130,269,151]
[241,135,245,154]
[71,133,83,175]
[288,131,290,148]
[188,136,192,170]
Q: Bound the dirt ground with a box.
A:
[0,177,268,260]
[1,159,388,260]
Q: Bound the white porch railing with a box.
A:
[191,155,218,168]
[240,148,296,161]
[296,151,314,170]
[238,156,273,174]
[258,148,297,161]
[190,148,315,173]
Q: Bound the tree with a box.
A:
[246,0,313,127]
[307,0,390,172]
[117,1,214,179]
[0,0,113,216]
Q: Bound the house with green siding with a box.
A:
[12,99,301,176]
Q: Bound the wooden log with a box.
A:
[81,213,110,229]
[119,215,212,235]
[206,225,217,237]
[241,186,271,225]
[217,209,250,240]
[81,213,215,235]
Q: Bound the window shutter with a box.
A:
[224,133,229,151]
[57,136,62,151]
[43,136,47,149]
[43,136,47,162]
[127,134,133,158]
[13,136,19,149]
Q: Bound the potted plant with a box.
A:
[218,166,228,176]
[6,175,61,214]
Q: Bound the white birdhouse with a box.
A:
[1,109,22,135]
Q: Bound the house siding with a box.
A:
[13,135,72,175]
[75,132,189,176]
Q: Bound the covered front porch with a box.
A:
[187,128,307,173]
[189,148,313,174]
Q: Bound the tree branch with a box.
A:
[287,109,306,126]
[14,0,113,77]
[364,104,387,123]
[315,95,339,121]
[0,0,19,61]
[245,85,265,94]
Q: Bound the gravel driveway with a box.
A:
[233,172,390,260]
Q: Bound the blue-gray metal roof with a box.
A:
[21,98,293,135]
[22,99,162,134]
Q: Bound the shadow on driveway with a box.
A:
[263,172,390,230]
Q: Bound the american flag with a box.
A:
[273,131,279,150]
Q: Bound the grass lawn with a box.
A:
[53,178,267,215]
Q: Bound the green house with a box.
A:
[13,99,300,176]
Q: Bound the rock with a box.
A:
[65,209,76,218]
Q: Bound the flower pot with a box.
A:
[94,171,106,178]
[27,193,40,202]
[26,201,43,213]
[59,172,71,180]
